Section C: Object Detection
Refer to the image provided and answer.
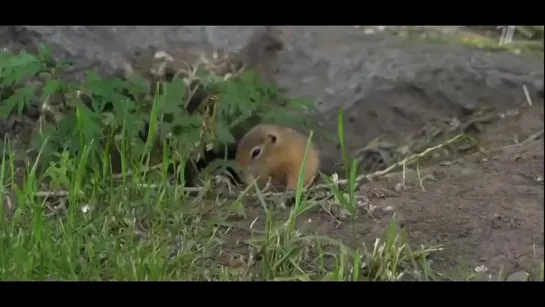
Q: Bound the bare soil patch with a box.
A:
[349,105,544,278]
[227,103,543,279]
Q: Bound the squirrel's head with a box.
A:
[235,125,282,187]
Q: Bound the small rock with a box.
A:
[394,182,405,192]
[474,265,488,273]
[506,271,529,281]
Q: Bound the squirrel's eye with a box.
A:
[250,147,262,160]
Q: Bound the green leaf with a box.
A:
[215,121,236,145]
[37,44,55,67]
[40,79,62,102]
[0,84,37,118]
[0,51,41,87]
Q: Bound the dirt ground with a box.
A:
[1,26,543,279]
[232,102,544,279]
[278,27,543,278]
[343,103,544,278]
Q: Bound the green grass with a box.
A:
[0,100,445,280]
[0,130,441,281]
[382,26,544,58]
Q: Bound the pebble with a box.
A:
[506,271,530,281]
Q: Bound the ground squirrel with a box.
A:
[235,124,320,190]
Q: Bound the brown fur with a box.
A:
[235,124,320,190]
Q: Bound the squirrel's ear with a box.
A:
[266,133,278,144]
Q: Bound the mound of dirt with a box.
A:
[3,26,543,168]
